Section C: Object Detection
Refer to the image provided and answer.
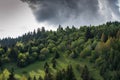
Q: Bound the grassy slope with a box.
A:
[2,53,103,80]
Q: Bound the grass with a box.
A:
[1,53,103,80]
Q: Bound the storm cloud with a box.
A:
[21,0,120,26]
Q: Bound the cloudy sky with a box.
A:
[0,0,120,38]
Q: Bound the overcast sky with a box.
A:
[0,0,120,39]
[0,0,56,39]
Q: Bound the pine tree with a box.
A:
[54,51,60,59]
[44,62,49,69]
[56,71,63,80]
[44,62,49,73]
[38,76,43,80]
[51,58,56,68]
[81,65,91,80]
[33,76,37,80]
[116,30,120,39]
[0,59,2,67]
[28,76,32,80]
[45,67,49,74]
[41,27,45,33]
[8,68,16,80]
[85,27,92,41]
[101,33,106,42]
[44,72,53,80]
[66,65,76,80]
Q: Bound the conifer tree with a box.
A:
[51,58,57,68]
[81,65,91,80]
[44,72,53,80]
[101,33,106,42]
[33,76,37,80]
[28,76,32,80]
[44,62,49,69]
[54,51,60,59]
[38,76,43,80]
[66,65,76,80]
[8,68,16,80]
[56,71,63,80]
[85,27,92,41]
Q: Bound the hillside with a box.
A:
[0,21,120,80]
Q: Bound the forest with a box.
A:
[0,21,120,80]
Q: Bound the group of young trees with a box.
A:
[1,64,92,80]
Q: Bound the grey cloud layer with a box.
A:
[21,0,120,26]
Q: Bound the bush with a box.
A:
[80,47,91,58]
[69,52,78,58]
[39,54,46,61]
[75,64,83,73]
[90,51,99,62]
[95,57,103,66]
[40,48,49,56]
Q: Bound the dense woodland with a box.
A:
[0,21,120,80]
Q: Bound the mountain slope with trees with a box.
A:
[0,21,120,80]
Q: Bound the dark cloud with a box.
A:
[108,0,120,19]
[21,0,120,26]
